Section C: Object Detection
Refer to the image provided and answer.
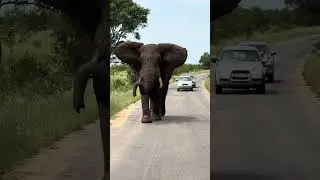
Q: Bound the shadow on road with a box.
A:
[212,172,277,180]
[218,89,278,95]
[153,115,197,124]
[272,79,284,84]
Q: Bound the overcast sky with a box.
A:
[127,0,210,64]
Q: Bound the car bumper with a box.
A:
[177,85,193,89]
[217,79,264,88]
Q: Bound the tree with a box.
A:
[211,0,242,21]
[199,52,211,69]
[110,0,149,62]
[284,0,320,25]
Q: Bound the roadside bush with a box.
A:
[173,64,203,75]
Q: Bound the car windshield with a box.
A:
[179,77,192,81]
[220,50,260,62]
[246,44,270,54]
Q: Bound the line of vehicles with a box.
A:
[214,41,277,94]
[176,75,197,91]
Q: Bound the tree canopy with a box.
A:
[198,52,211,69]
[211,0,241,21]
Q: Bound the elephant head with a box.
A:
[114,41,188,95]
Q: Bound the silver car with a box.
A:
[176,76,194,91]
[215,45,266,94]
[239,41,277,83]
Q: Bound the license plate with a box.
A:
[233,74,248,78]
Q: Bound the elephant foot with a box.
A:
[100,174,107,180]
[160,110,166,117]
[151,113,162,121]
[141,115,152,123]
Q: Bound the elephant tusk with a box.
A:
[159,77,163,88]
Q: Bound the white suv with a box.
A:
[176,76,194,91]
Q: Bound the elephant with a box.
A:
[114,41,188,123]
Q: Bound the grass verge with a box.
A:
[204,79,210,92]
[303,53,320,97]
[0,85,97,175]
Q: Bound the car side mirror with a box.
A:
[175,79,178,81]
[271,51,277,56]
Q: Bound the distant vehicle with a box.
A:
[215,45,266,94]
[239,41,277,83]
[176,75,194,91]
[190,75,197,88]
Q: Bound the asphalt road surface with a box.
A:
[110,73,210,180]
[211,35,320,180]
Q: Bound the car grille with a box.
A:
[231,70,250,80]
[182,84,189,86]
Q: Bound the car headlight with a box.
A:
[251,71,263,78]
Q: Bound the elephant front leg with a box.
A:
[141,94,152,123]
[150,88,161,121]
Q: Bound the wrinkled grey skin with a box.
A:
[114,41,188,123]
[72,4,109,180]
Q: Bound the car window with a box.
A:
[246,44,270,54]
[220,50,260,62]
[179,77,192,81]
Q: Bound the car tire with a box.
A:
[267,74,274,83]
[190,88,193,91]
[215,84,223,94]
[256,83,266,94]
[177,88,180,91]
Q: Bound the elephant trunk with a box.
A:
[73,49,100,113]
[73,62,94,113]
[133,77,142,97]
[139,75,163,95]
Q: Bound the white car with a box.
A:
[176,76,194,91]
[215,45,266,94]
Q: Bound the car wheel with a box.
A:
[267,74,274,83]
[177,88,180,91]
[215,84,223,94]
[256,83,266,94]
[190,88,193,91]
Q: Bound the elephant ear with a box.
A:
[158,43,188,72]
[114,41,143,71]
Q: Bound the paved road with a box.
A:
[211,35,320,180]
[110,73,210,180]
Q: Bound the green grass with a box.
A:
[0,86,97,175]
[110,90,141,119]
[204,79,210,91]
[303,53,320,97]
[212,26,320,55]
